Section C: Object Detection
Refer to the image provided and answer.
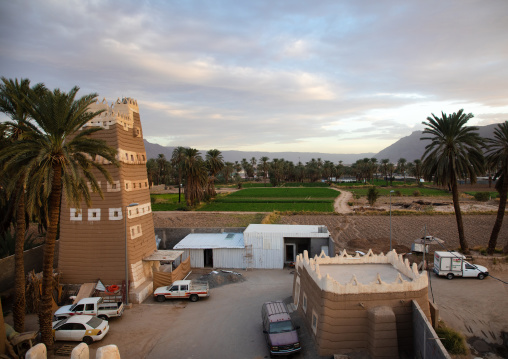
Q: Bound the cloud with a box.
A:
[1,0,507,154]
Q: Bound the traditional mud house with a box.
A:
[243,224,333,269]
[59,97,157,303]
[173,232,245,268]
[293,250,430,358]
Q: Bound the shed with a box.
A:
[174,233,245,268]
[243,224,333,269]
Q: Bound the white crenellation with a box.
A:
[126,202,152,218]
[296,249,428,295]
[84,97,139,132]
[124,179,150,192]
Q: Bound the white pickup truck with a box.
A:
[154,280,209,302]
[434,251,489,280]
[54,297,125,321]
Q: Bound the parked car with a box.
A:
[54,297,124,321]
[52,316,109,345]
[154,280,209,302]
[261,301,301,356]
[434,251,489,280]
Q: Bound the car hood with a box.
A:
[154,287,168,295]
[54,305,73,315]
[268,331,298,346]
[475,265,488,273]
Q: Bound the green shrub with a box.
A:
[435,326,468,355]
[413,190,421,197]
[395,190,402,196]
[347,201,354,206]
[474,192,490,202]
[367,186,380,206]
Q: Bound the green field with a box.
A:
[241,182,330,188]
[198,187,339,212]
[151,193,188,211]
[349,187,450,197]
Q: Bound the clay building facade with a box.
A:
[59,98,156,303]
[293,250,430,358]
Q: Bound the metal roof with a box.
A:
[174,233,245,249]
[143,250,184,261]
[244,224,329,236]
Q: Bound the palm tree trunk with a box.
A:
[38,164,62,349]
[487,175,507,254]
[13,179,26,332]
[451,176,469,254]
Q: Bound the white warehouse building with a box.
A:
[173,224,333,269]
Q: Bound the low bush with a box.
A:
[367,186,380,206]
[413,190,421,197]
[395,190,402,196]
[474,192,490,202]
[435,325,468,355]
[347,201,354,206]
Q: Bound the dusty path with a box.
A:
[333,189,353,214]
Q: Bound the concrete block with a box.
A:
[25,343,47,359]
[71,343,89,359]
[96,344,121,359]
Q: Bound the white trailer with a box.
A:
[433,251,488,280]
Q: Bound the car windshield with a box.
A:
[53,318,69,328]
[87,316,104,329]
[270,320,294,334]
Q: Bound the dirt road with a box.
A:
[333,189,353,213]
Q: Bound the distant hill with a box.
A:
[374,123,501,162]
[143,140,375,164]
[144,122,503,165]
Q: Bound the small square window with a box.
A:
[145,182,147,187]
[139,182,141,188]
[137,226,140,233]
[131,229,135,235]
[126,183,129,189]
[142,155,145,161]
[125,154,128,160]
[133,183,136,188]
[131,155,134,161]
[114,211,118,217]
[92,212,97,218]
[112,184,116,189]
[136,208,139,214]
[75,212,79,217]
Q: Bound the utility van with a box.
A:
[261,301,301,356]
[433,251,488,280]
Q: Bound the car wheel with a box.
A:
[446,273,454,280]
[478,273,485,280]
[98,315,108,321]
[156,295,166,302]
[83,336,93,345]
[190,294,199,302]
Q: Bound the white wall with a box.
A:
[244,232,284,269]
[213,248,245,268]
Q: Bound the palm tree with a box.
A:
[397,158,407,182]
[222,162,235,184]
[146,158,158,187]
[421,110,484,254]
[259,156,270,186]
[183,148,207,206]
[206,149,224,197]
[171,146,186,187]
[0,86,119,348]
[485,121,508,254]
[381,159,390,185]
[413,159,423,183]
[0,77,44,332]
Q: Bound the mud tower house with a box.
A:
[59,97,157,303]
[293,250,431,358]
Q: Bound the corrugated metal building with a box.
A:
[174,233,245,268]
[244,224,333,269]
[173,224,333,269]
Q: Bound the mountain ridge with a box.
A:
[144,123,503,164]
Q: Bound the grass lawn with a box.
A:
[198,187,339,212]
[241,182,330,188]
[151,193,188,211]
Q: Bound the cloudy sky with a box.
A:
[1,0,507,154]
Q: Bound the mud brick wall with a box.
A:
[294,264,430,356]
